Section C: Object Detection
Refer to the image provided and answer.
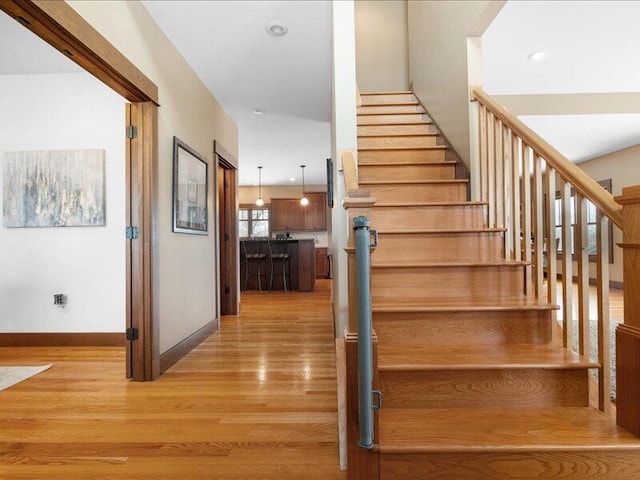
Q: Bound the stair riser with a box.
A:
[374,232,501,262]
[361,93,415,104]
[358,113,426,125]
[358,124,435,136]
[364,183,467,203]
[381,451,640,480]
[370,206,484,232]
[359,149,445,164]
[372,266,525,303]
[358,136,438,149]
[373,310,552,345]
[358,105,423,115]
[359,163,455,182]
[379,369,589,409]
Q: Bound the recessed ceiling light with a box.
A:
[253,182,259,186]
[528,51,548,61]
[252,108,264,115]
[265,20,288,37]
[289,177,295,182]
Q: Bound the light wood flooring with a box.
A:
[0,280,345,479]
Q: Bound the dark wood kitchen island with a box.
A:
[240,239,316,291]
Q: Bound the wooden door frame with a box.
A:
[1,1,160,380]
[214,141,239,316]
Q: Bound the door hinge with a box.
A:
[224,233,230,241]
[126,327,139,341]
[225,286,230,294]
[126,125,138,139]
[126,226,139,240]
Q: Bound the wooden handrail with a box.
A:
[472,88,623,229]
[341,150,359,192]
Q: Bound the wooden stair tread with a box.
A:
[360,178,466,185]
[373,201,485,207]
[377,343,598,370]
[378,407,640,452]
[373,260,526,268]
[372,298,557,312]
[361,91,413,95]
[358,102,420,107]
[358,145,446,152]
[359,161,456,168]
[357,132,437,138]
[358,120,432,126]
[377,227,505,234]
[358,111,424,116]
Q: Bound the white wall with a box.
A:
[67,1,239,354]
[331,0,358,338]
[408,0,492,167]
[0,72,125,333]
[355,0,409,92]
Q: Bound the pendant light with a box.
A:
[255,166,264,207]
[299,165,309,206]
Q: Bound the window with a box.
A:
[554,179,613,262]
[239,206,270,239]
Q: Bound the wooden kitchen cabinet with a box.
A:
[285,199,306,230]
[271,198,305,231]
[305,193,327,231]
[271,193,327,232]
[270,199,289,231]
[315,247,329,278]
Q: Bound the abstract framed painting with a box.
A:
[2,149,106,228]
[172,137,208,235]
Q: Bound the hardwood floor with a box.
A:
[0,280,345,479]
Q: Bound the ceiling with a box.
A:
[483,0,640,163]
[142,0,332,186]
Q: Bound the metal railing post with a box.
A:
[353,215,379,449]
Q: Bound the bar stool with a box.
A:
[268,239,290,291]
[242,239,267,291]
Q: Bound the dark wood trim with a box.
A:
[0,1,158,104]
[0,333,125,347]
[129,102,159,381]
[215,141,239,316]
[214,141,236,169]
[345,334,380,480]
[159,319,218,374]
[616,324,640,436]
[125,104,133,379]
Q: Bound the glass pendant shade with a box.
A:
[300,164,308,206]
[256,166,264,206]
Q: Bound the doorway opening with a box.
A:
[0,2,159,380]
[215,141,239,316]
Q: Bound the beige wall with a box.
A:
[67,1,238,354]
[239,184,326,205]
[355,0,409,92]
[575,144,640,284]
[408,0,492,167]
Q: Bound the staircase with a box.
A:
[349,91,640,479]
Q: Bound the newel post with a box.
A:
[615,185,640,436]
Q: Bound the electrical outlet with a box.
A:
[53,294,67,308]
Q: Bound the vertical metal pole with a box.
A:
[354,216,374,449]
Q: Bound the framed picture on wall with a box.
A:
[172,137,208,235]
